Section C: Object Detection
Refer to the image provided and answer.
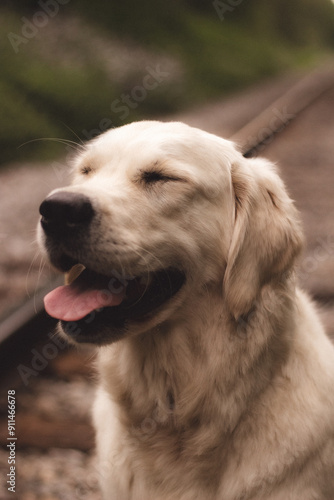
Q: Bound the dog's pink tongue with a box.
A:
[44,277,126,322]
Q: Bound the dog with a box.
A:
[38,121,334,500]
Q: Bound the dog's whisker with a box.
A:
[18,137,84,151]
[25,248,42,297]
[60,122,85,146]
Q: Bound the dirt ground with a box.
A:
[0,68,333,499]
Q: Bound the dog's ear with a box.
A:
[223,157,303,320]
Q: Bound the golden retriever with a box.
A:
[38,121,334,500]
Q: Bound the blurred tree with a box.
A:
[230,0,334,46]
[1,0,334,164]
[4,0,334,48]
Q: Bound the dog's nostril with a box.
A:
[39,192,95,231]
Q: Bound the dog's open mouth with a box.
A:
[44,264,185,344]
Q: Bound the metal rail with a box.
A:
[1,62,334,361]
[232,62,334,157]
[0,277,62,344]
[0,277,62,373]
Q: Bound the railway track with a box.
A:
[0,62,334,500]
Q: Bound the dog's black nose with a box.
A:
[39,192,95,234]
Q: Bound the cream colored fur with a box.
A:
[47,121,334,499]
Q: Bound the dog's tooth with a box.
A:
[66,264,85,285]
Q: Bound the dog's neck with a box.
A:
[98,281,294,435]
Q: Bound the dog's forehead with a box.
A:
[78,121,236,180]
[89,121,197,157]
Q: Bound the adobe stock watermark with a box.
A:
[213,0,243,21]
[17,331,68,386]
[50,63,170,183]
[110,65,170,121]
[244,106,295,155]
[8,0,70,54]
[233,282,292,341]
[58,65,170,176]
[81,64,171,142]
[299,235,334,281]
[75,399,173,498]
[233,234,334,340]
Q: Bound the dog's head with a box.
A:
[38,121,302,344]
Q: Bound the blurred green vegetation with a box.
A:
[1,0,334,164]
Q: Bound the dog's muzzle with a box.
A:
[39,191,186,345]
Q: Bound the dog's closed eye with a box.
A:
[80,165,93,176]
[141,170,181,185]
